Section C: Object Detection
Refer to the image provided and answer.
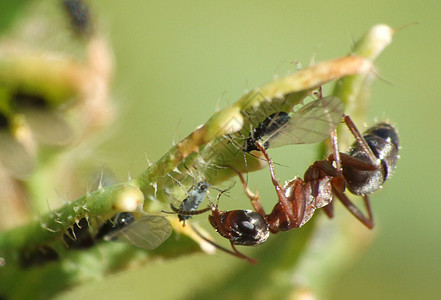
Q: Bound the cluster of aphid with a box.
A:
[90,91,399,264]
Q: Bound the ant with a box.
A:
[185,115,398,263]
[238,115,399,234]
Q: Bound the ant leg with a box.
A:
[343,115,379,166]
[306,160,338,220]
[254,143,296,224]
[330,128,342,172]
[322,201,334,218]
[189,224,258,264]
[313,159,373,227]
[338,153,379,171]
[332,189,374,229]
[228,165,266,216]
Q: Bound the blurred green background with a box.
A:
[4,0,441,299]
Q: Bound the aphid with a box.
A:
[171,181,210,225]
[96,212,172,250]
[166,174,237,226]
[244,95,344,153]
[244,112,290,152]
[95,212,136,240]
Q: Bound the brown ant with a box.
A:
[193,116,397,262]
[238,115,399,233]
[172,115,398,263]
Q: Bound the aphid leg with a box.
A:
[254,143,296,225]
[228,165,266,217]
[209,182,235,196]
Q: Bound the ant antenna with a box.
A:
[165,204,211,217]
[189,224,258,264]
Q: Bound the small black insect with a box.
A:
[96,212,172,250]
[243,96,344,152]
[244,112,290,152]
[95,212,135,240]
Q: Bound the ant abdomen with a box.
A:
[209,210,269,246]
[343,122,399,195]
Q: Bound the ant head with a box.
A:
[209,209,269,246]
